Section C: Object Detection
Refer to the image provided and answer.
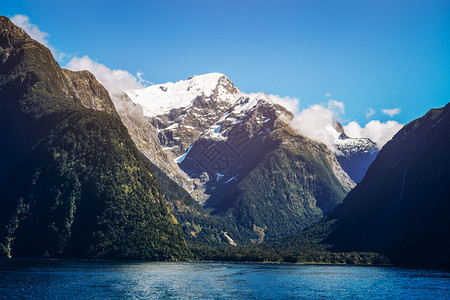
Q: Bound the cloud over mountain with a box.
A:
[290,102,338,151]
[246,92,300,115]
[66,55,145,99]
[10,14,146,99]
[344,120,404,148]
[290,101,403,150]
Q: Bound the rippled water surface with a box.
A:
[0,260,449,299]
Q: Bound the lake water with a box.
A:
[0,260,449,299]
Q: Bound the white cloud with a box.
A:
[136,71,150,86]
[344,120,403,148]
[325,92,331,97]
[11,14,65,61]
[247,92,300,115]
[382,108,401,117]
[289,100,403,151]
[327,99,345,115]
[10,14,147,104]
[366,107,375,119]
[66,55,145,99]
[290,104,338,151]
[289,100,345,152]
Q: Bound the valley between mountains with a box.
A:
[0,16,448,267]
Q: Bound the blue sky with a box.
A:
[3,0,450,125]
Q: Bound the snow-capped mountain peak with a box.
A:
[126,73,240,117]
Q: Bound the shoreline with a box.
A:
[1,257,448,271]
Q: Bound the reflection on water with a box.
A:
[0,259,449,299]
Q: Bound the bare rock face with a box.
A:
[113,93,193,191]
[147,74,241,156]
[61,69,119,118]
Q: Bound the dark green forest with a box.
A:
[0,16,189,260]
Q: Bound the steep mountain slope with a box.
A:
[214,131,355,243]
[0,16,189,260]
[147,159,240,246]
[326,103,450,266]
[60,69,120,118]
[110,93,192,191]
[277,104,449,266]
[178,94,293,204]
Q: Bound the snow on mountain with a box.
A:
[127,73,240,118]
[325,123,377,155]
[326,121,379,183]
[121,73,244,201]
[336,138,378,156]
